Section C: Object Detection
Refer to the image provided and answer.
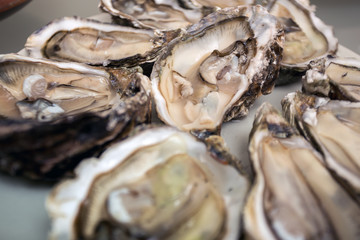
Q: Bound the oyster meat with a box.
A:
[0,53,151,179]
[99,0,255,31]
[47,126,250,240]
[245,102,360,240]
[192,0,254,8]
[302,57,360,101]
[99,0,207,30]
[264,0,338,70]
[25,16,173,67]
[282,91,360,196]
[151,5,284,133]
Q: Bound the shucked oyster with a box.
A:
[99,0,255,31]
[191,0,254,8]
[282,91,360,196]
[0,54,151,180]
[263,0,338,70]
[151,5,283,133]
[47,126,250,240]
[99,0,207,30]
[245,102,360,240]
[302,57,360,101]
[24,16,173,67]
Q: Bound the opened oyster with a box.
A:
[99,0,255,31]
[282,91,360,196]
[47,126,250,239]
[245,102,360,240]
[303,57,360,101]
[263,0,338,70]
[0,54,151,179]
[24,16,173,67]
[151,5,283,133]
[100,0,207,30]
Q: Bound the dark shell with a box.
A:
[0,55,152,180]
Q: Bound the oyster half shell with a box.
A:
[302,57,360,101]
[99,0,256,31]
[245,102,360,240]
[282,91,360,196]
[24,16,174,67]
[99,0,207,31]
[0,54,152,180]
[264,0,338,70]
[47,126,250,240]
[151,5,284,133]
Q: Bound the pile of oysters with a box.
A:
[1,0,360,239]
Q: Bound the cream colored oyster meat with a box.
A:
[0,54,118,121]
[152,5,283,132]
[245,102,360,240]
[100,0,205,30]
[264,0,338,69]
[25,17,167,67]
[47,127,249,240]
[100,0,256,31]
[192,0,254,8]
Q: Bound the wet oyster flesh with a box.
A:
[282,91,360,196]
[25,17,172,67]
[151,5,284,133]
[100,0,256,31]
[264,0,338,70]
[0,54,119,120]
[47,126,249,240]
[100,0,206,30]
[245,102,360,240]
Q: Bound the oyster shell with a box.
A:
[99,0,207,30]
[264,0,338,70]
[24,16,174,67]
[47,126,250,239]
[282,91,360,196]
[99,0,255,31]
[0,53,151,180]
[245,102,360,240]
[302,57,360,101]
[192,0,254,8]
[151,5,284,133]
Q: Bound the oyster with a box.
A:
[264,0,338,70]
[47,126,250,240]
[151,5,284,133]
[99,0,207,30]
[260,0,338,85]
[245,102,360,240]
[192,0,255,8]
[99,0,255,31]
[302,57,360,101]
[24,16,174,67]
[282,91,360,196]
[0,53,151,180]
